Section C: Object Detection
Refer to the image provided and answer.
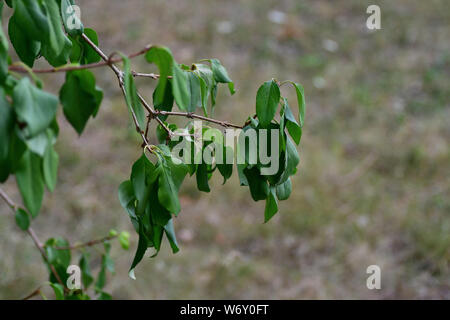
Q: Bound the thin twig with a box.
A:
[22,287,42,300]
[81,33,150,146]
[0,187,66,290]
[157,110,243,129]
[8,44,153,74]
[53,235,118,251]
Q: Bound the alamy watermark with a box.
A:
[366,265,381,290]
[366,5,381,30]
[166,120,281,175]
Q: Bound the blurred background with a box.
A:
[0,0,449,299]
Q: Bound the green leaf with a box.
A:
[153,81,174,121]
[118,180,134,210]
[50,283,65,300]
[15,208,30,230]
[196,163,210,193]
[8,15,41,67]
[0,89,14,182]
[275,178,292,201]
[11,0,50,42]
[244,166,269,201]
[95,263,106,290]
[187,72,201,112]
[210,58,232,83]
[39,0,73,67]
[0,4,9,83]
[119,231,130,250]
[118,180,138,231]
[256,80,281,128]
[264,187,278,223]
[171,63,190,111]
[45,238,71,284]
[42,140,59,192]
[121,54,146,129]
[7,130,26,174]
[98,291,112,300]
[79,252,94,289]
[69,28,101,65]
[145,46,173,106]
[287,81,306,127]
[15,150,45,217]
[60,0,84,36]
[13,78,58,138]
[131,154,157,215]
[277,137,300,184]
[156,159,181,214]
[164,219,179,253]
[60,70,103,135]
[129,222,149,280]
[283,98,302,145]
[217,145,233,184]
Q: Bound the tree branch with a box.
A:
[0,187,66,290]
[8,44,153,74]
[80,33,150,147]
[156,110,243,129]
[53,234,118,251]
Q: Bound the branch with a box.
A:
[0,187,66,290]
[8,44,153,74]
[80,33,150,147]
[156,110,243,129]
[53,235,118,251]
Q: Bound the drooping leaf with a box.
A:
[264,187,278,223]
[171,63,190,111]
[196,163,210,193]
[145,46,173,106]
[15,208,30,231]
[13,78,58,138]
[39,0,73,67]
[42,139,59,192]
[156,159,181,214]
[217,145,233,184]
[283,98,302,145]
[210,58,232,83]
[164,219,179,254]
[131,154,157,215]
[287,81,306,127]
[60,69,103,135]
[11,0,50,42]
[277,136,300,184]
[256,80,281,128]
[15,150,45,217]
[187,72,201,112]
[118,180,138,231]
[153,80,174,121]
[7,129,26,174]
[244,166,269,201]
[50,283,65,300]
[79,252,94,289]
[0,89,14,182]
[0,3,9,83]
[275,177,292,201]
[8,15,41,67]
[128,221,149,280]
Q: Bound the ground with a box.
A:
[0,0,449,299]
